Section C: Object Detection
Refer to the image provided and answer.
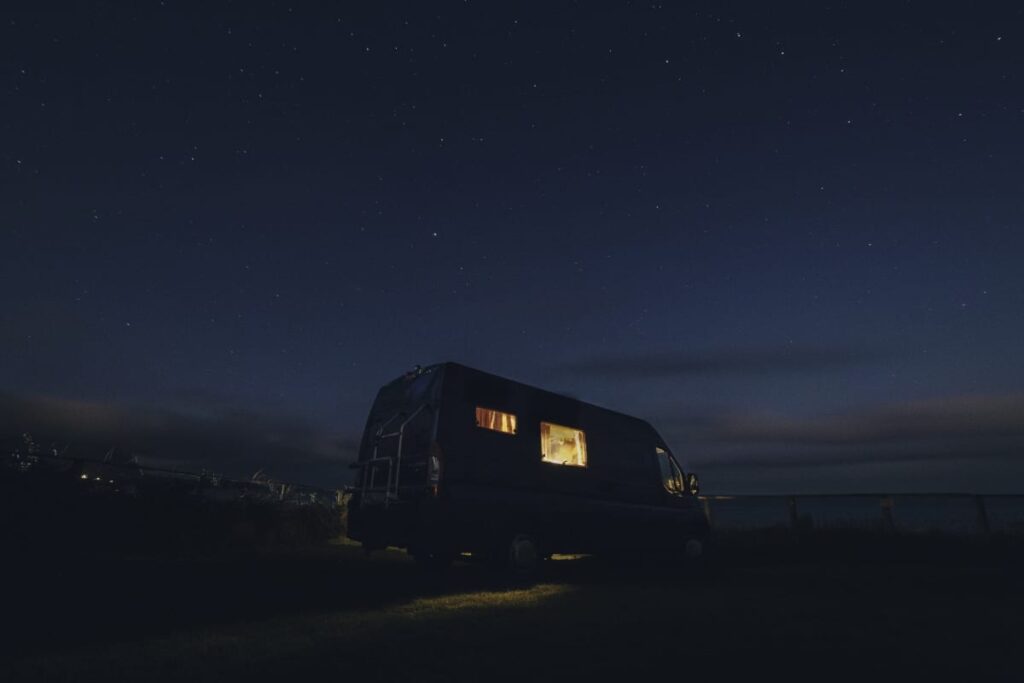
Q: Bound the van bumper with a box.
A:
[346,494,445,550]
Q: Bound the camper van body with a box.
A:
[347,363,708,563]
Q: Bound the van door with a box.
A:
[655,447,685,496]
[650,446,704,546]
[356,368,442,506]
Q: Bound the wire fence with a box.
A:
[700,493,1024,536]
[3,445,346,508]
[2,443,352,553]
[6,438,1023,537]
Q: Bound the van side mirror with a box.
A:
[687,473,700,496]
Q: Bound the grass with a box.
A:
[7,581,574,682]
[4,535,1023,681]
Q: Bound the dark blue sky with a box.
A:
[3,2,1023,492]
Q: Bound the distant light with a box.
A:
[80,473,88,480]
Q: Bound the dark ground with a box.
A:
[3,533,1022,682]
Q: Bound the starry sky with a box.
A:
[3,2,1023,493]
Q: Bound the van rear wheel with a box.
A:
[507,534,540,576]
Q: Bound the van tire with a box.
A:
[679,535,717,576]
[507,534,541,576]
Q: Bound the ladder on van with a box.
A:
[358,405,426,509]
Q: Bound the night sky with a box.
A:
[3,2,1023,493]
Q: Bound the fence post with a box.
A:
[975,495,991,535]
[787,495,800,531]
[880,496,896,533]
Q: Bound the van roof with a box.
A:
[422,361,657,432]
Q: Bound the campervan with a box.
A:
[348,363,708,571]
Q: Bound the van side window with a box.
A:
[475,407,517,435]
[540,422,587,467]
[656,447,684,495]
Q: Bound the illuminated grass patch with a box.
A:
[395,584,573,617]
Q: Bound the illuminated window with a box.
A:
[540,422,587,467]
[656,447,684,495]
[476,407,517,435]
